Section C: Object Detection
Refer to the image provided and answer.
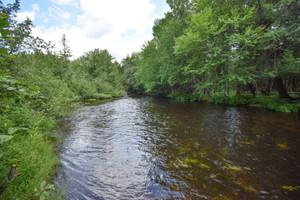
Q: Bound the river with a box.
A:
[54,96,300,199]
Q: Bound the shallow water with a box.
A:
[55,97,300,199]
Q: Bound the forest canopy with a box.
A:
[122,0,300,110]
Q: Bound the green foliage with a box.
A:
[174,1,264,94]
[70,49,123,99]
[121,52,141,91]
[254,95,300,113]
[0,135,13,145]
[128,0,195,94]
[58,34,71,61]
[168,92,203,102]
[0,101,59,199]
[0,47,124,197]
[127,0,299,108]
[0,75,39,103]
[34,181,55,200]
[211,93,253,106]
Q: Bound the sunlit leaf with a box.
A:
[7,87,16,90]
[0,135,13,145]
[8,127,28,135]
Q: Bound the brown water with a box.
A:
[55,97,300,199]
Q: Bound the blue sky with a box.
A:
[2,0,170,61]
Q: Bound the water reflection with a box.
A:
[55,97,300,199]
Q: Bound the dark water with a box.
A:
[55,97,300,199]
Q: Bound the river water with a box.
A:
[55,97,300,199]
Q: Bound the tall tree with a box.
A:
[59,34,71,61]
[133,0,196,95]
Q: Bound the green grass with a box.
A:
[0,104,60,200]
[0,132,59,199]
[0,92,123,200]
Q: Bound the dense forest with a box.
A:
[0,0,299,199]
[123,0,300,112]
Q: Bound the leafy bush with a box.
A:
[254,95,300,113]
[211,92,253,106]
[168,92,203,101]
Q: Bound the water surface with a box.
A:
[55,97,300,199]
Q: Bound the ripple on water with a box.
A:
[54,97,300,200]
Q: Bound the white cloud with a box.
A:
[62,12,71,19]
[32,0,165,61]
[78,0,155,38]
[50,0,79,7]
[16,4,39,21]
[49,6,72,21]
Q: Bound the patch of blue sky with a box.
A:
[152,0,170,16]
[2,0,83,28]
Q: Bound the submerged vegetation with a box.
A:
[122,0,300,113]
[0,0,299,199]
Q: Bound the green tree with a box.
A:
[133,0,195,95]
[73,48,123,97]
[253,0,300,98]
[174,0,300,98]
[59,34,71,61]
[121,52,141,91]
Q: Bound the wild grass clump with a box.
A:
[0,102,59,200]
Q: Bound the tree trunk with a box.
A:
[248,83,256,97]
[259,78,271,96]
[274,77,291,99]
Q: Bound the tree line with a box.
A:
[121,0,300,111]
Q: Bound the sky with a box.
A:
[2,0,170,61]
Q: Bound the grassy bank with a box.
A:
[168,92,300,113]
[0,95,122,200]
[0,101,59,199]
[0,51,124,199]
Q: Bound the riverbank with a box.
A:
[0,94,122,200]
[0,102,61,199]
[0,47,124,199]
[167,92,300,113]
